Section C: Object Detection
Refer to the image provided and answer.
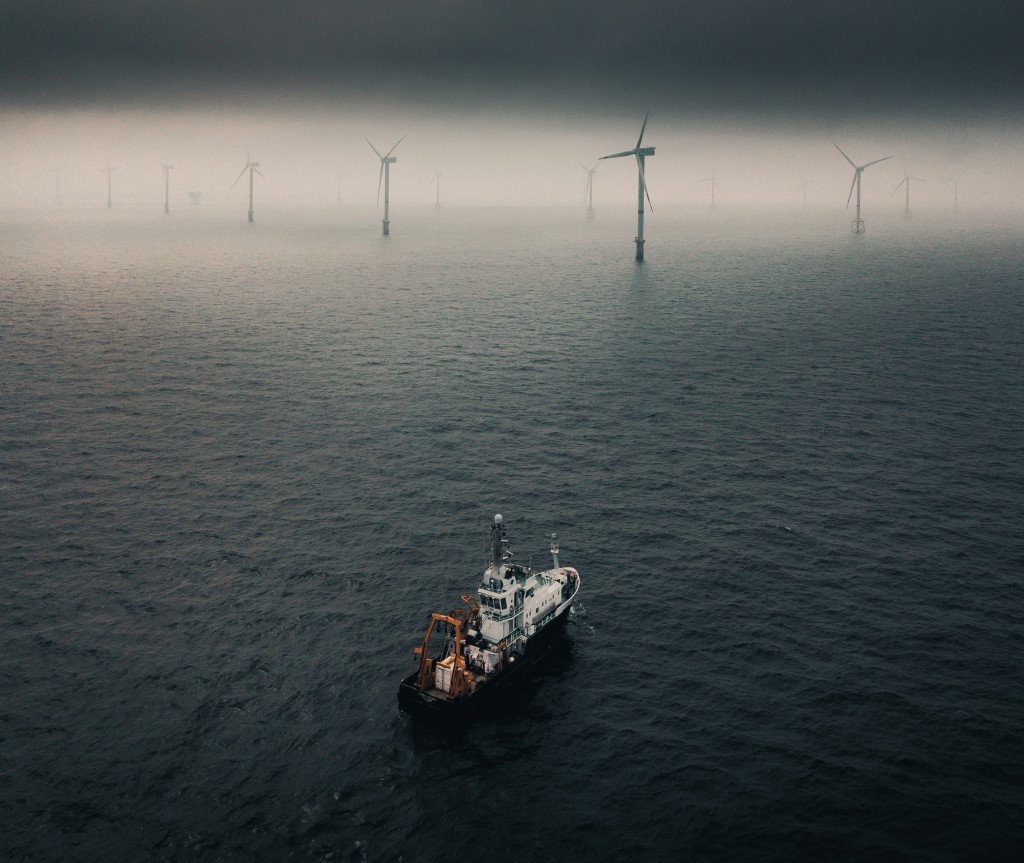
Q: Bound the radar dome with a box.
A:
[494,514,503,524]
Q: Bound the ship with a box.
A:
[398,513,581,719]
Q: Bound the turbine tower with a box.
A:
[162,162,174,214]
[428,171,444,210]
[232,153,262,222]
[948,178,960,214]
[699,172,720,211]
[54,170,61,205]
[892,167,926,220]
[834,144,892,233]
[576,161,597,219]
[101,163,115,209]
[366,135,406,235]
[600,113,655,262]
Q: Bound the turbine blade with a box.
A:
[846,172,857,209]
[863,155,893,169]
[600,149,635,160]
[891,177,906,196]
[253,168,263,177]
[575,160,590,173]
[636,112,649,149]
[834,143,857,169]
[377,163,384,207]
[384,135,407,159]
[636,154,653,212]
[365,137,383,160]
[232,164,248,188]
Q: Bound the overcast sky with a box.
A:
[3,1,1022,119]
[1,2,1022,209]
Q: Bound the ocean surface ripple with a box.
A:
[2,207,1023,861]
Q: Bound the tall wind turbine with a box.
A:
[232,153,262,222]
[834,144,891,233]
[600,113,655,261]
[699,171,720,211]
[428,171,444,210]
[162,162,174,214]
[366,135,406,235]
[101,163,115,209]
[576,161,597,219]
[892,167,926,220]
[948,178,960,214]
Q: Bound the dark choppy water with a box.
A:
[3,205,1023,861]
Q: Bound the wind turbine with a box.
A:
[892,167,926,220]
[576,161,597,219]
[600,113,655,261]
[366,135,406,235]
[232,152,261,222]
[54,170,61,205]
[101,163,115,209]
[834,144,892,233]
[800,180,808,208]
[699,171,720,211]
[428,171,444,210]
[162,162,174,214]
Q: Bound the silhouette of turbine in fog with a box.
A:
[601,113,655,261]
[699,172,720,211]
[232,153,262,223]
[892,167,926,220]
[162,163,174,214]
[834,144,891,233]
[576,161,597,219]
[428,171,444,210]
[366,136,405,235]
[101,163,115,209]
[53,170,61,205]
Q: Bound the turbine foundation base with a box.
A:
[383,219,390,236]
[851,219,864,234]
[248,210,254,223]
[635,237,645,262]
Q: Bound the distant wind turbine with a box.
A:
[101,163,115,209]
[834,144,892,233]
[337,175,343,207]
[600,113,655,261]
[800,180,808,208]
[232,152,262,222]
[366,135,406,235]
[428,171,444,210]
[892,167,926,220]
[698,171,720,211]
[948,178,960,214]
[54,170,61,205]
[162,162,174,214]
[576,161,597,219]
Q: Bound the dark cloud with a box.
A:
[2,1,1022,120]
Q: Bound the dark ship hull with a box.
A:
[398,606,571,720]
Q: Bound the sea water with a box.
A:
[2,205,1023,861]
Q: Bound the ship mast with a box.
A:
[489,513,511,578]
[550,534,559,569]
